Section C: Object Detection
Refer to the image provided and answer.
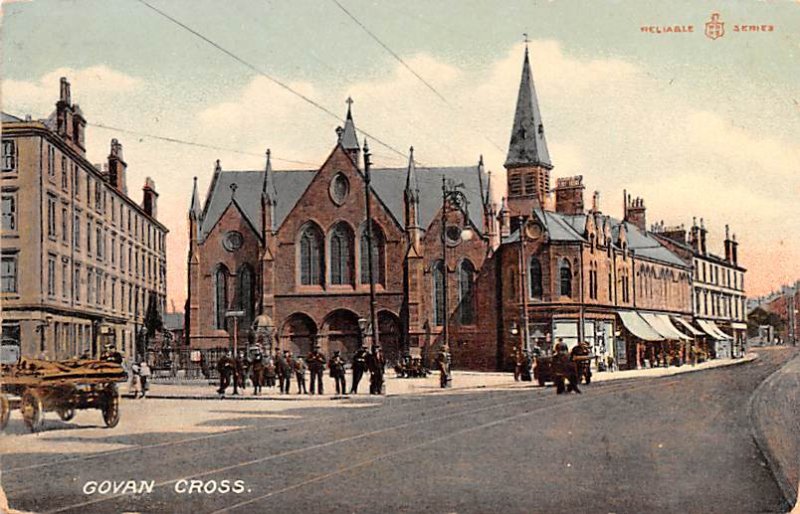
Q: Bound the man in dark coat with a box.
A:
[307,344,326,395]
[571,341,592,385]
[277,350,293,394]
[329,350,347,395]
[553,339,581,394]
[366,346,386,395]
[216,350,235,396]
[437,345,452,389]
[250,350,265,395]
[350,344,368,394]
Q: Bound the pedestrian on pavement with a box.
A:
[571,341,592,385]
[264,351,277,389]
[235,350,247,391]
[294,356,308,394]
[329,350,347,395]
[251,350,265,395]
[437,345,452,389]
[513,347,524,382]
[138,360,152,398]
[307,344,326,395]
[130,362,143,399]
[367,345,386,395]
[217,350,235,396]
[278,350,293,394]
[350,344,368,394]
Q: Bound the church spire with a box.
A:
[338,97,360,164]
[262,149,277,204]
[404,146,419,202]
[505,45,552,170]
[189,176,202,221]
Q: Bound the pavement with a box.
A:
[1,348,793,514]
[127,353,758,400]
[749,347,800,509]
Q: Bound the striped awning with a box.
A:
[618,311,663,342]
[640,313,691,341]
[672,317,702,336]
[696,319,733,340]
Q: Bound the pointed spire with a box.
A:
[405,146,419,202]
[263,149,277,204]
[485,170,493,208]
[189,176,202,220]
[340,96,360,152]
[505,46,552,169]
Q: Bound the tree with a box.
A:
[144,295,164,338]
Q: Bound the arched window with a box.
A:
[237,264,255,328]
[432,260,445,326]
[559,259,572,297]
[458,260,475,325]
[529,256,543,299]
[330,222,354,285]
[299,224,324,286]
[359,221,386,286]
[214,265,229,329]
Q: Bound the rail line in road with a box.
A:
[3,386,531,474]
[42,376,687,514]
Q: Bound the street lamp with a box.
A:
[516,215,531,353]
[440,177,471,357]
[363,140,379,351]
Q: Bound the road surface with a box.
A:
[1,347,795,513]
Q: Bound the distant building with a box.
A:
[654,220,747,358]
[1,78,168,360]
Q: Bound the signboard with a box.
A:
[190,350,202,363]
[225,311,245,317]
[615,339,627,366]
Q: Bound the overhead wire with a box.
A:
[134,0,409,162]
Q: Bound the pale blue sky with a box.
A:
[2,0,799,303]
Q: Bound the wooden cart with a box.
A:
[0,358,128,432]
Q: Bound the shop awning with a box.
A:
[672,317,702,336]
[641,313,691,340]
[696,319,733,340]
[730,322,748,330]
[618,311,663,341]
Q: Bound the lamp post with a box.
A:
[226,310,245,395]
[363,140,379,350]
[516,215,531,353]
[440,177,472,355]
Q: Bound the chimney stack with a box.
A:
[107,138,128,194]
[553,175,585,215]
[624,195,647,232]
[142,177,159,219]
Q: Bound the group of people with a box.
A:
[215,343,387,397]
[549,339,592,394]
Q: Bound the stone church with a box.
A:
[187,47,696,371]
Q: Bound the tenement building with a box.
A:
[653,220,748,358]
[1,78,168,359]
[187,47,728,371]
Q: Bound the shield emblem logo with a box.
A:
[705,12,725,40]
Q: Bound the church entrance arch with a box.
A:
[321,309,360,362]
[279,313,317,357]
[378,310,402,366]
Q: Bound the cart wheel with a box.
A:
[21,391,44,432]
[101,385,120,428]
[56,406,76,422]
[0,394,10,431]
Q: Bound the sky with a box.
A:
[2,0,799,309]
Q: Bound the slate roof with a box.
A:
[1,112,23,123]
[198,164,487,242]
[505,47,552,169]
[516,209,687,268]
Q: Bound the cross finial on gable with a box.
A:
[346,96,354,108]
[523,32,529,45]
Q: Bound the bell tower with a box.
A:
[505,43,553,218]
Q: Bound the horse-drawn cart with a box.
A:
[0,357,128,432]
